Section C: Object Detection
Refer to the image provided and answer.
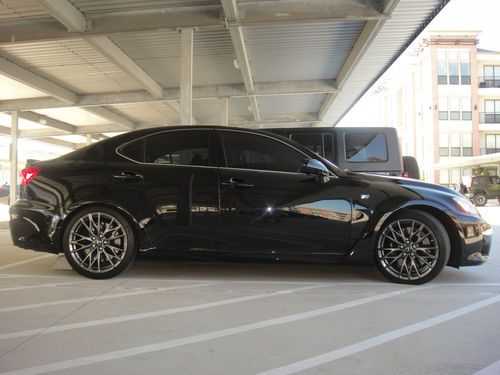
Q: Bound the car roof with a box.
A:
[61,125,321,163]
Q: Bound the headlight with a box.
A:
[453,196,479,215]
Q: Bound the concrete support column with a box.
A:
[10,111,18,205]
[220,97,229,126]
[180,28,194,125]
[86,134,92,145]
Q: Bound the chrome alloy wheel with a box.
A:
[68,212,128,274]
[376,219,439,281]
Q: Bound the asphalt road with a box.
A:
[0,206,499,375]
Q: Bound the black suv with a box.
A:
[268,127,420,179]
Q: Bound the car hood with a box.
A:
[350,172,463,199]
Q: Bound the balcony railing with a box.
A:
[478,76,500,88]
[480,112,500,123]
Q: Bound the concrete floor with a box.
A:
[0,206,499,374]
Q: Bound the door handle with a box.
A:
[221,178,254,188]
[113,171,144,181]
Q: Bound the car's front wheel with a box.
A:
[63,207,136,279]
[375,210,450,284]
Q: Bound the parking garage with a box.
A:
[1,1,500,374]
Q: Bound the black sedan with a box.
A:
[10,126,491,284]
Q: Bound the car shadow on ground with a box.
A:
[129,254,384,283]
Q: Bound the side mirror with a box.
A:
[303,159,329,176]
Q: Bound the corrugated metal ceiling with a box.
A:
[110,28,241,87]
[72,0,219,15]
[0,0,49,22]
[0,0,449,147]
[245,21,364,82]
[0,40,143,94]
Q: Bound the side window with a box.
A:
[118,139,144,162]
[145,130,210,166]
[344,132,388,163]
[291,133,323,156]
[221,131,305,173]
[290,133,334,162]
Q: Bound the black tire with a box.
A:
[473,193,487,207]
[63,206,136,279]
[402,156,420,180]
[375,210,450,284]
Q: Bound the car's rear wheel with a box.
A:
[63,207,136,279]
[473,193,487,206]
[375,210,450,284]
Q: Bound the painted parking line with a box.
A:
[0,281,94,292]
[0,254,54,271]
[0,283,329,341]
[0,282,215,313]
[475,359,500,375]
[0,285,432,375]
[257,294,500,375]
[0,273,65,279]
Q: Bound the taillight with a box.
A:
[21,167,40,185]
[402,172,409,178]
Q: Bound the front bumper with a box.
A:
[459,220,492,266]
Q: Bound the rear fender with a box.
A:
[54,200,152,253]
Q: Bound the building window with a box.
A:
[438,97,448,120]
[482,100,500,124]
[449,97,460,120]
[439,132,472,157]
[438,61,447,85]
[439,132,449,156]
[461,97,472,120]
[439,96,471,121]
[480,66,500,88]
[450,132,461,156]
[437,49,470,85]
[485,134,500,154]
[460,52,471,84]
[462,133,472,156]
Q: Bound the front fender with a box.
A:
[345,199,463,265]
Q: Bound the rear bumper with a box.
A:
[10,200,60,254]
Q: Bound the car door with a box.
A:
[111,128,220,252]
[214,129,352,259]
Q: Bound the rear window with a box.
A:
[145,130,210,166]
[117,130,211,166]
[344,132,388,163]
[119,139,144,162]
